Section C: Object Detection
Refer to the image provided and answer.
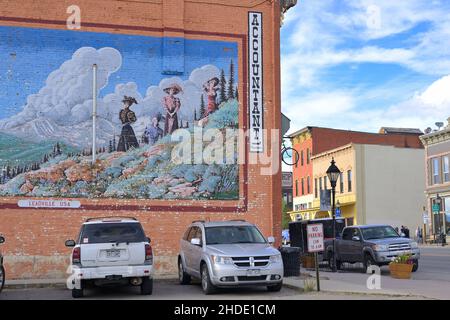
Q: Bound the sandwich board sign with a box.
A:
[307,223,324,253]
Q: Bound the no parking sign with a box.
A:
[307,223,324,253]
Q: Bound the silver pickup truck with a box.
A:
[326,224,420,272]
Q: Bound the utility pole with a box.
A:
[92,64,98,164]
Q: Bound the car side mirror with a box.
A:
[352,236,361,242]
[146,237,151,244]
[267,236,275,245]
[0,236,5,244]
[65,240,76,247]
[191,238,201,246]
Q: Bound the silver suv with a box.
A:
[178,220,283,294]
[65,217,153,298]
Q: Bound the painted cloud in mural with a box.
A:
[0,47,221,148]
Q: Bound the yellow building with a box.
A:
[290,143,426,231]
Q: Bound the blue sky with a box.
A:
[0,26,237,120]
[281,0,450,134]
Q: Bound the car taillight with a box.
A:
[145,244,153,263]
[72,247,81,264]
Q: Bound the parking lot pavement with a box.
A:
[0,278,410,300]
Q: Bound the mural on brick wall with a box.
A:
[0,26,239,200]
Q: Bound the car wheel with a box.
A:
[412,260,419,272]
[72,285,84,298]
[363,254,377,273]
[178,258,191,285]
[0,265,5,293]
[140,277,153,295]
[201,264,216,295]
[267,282,283,292]
[328,253,341,270]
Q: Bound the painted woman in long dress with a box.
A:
[162,83,182,135]
[117,96,139,152]
[203,77,219,116]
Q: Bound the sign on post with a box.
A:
[432,204,440,214]
[307,223,324,292]
[307,223,325,253]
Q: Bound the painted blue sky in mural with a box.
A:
[0,26,238,120]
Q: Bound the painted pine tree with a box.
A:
[227,59,235,100]
[199,95,206,119]
[219,69,227,103]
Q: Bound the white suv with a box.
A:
[65,217,153,298]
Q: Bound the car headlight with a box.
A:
[372,244,389,251]
[211,255,233,265]
[410,241,418,249]
[270,255,282,263]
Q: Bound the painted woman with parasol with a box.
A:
[117,96,139,152]
[203,77,220,116]
[162,83,182,135]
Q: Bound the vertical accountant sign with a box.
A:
[248,12,264,153]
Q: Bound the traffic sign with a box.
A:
[307,223,324,253]
[335,208,341,218]
[433,204,440,214]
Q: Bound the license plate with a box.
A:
[106,250,121,258]
[246,269,260,276]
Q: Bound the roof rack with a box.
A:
[86,216,138,222]
[228,219,247,222]
[192,220,206,224]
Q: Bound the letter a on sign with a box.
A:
[248,12,264,153]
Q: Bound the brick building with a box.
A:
[0,0,293,279]
[288,126,424,221]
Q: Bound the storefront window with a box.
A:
[445,197,450,236]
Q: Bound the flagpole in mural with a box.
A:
[92,64,98,164]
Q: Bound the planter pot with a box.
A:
[389,262,413,279]
[301,255,315,269]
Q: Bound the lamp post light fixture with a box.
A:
[326,157,341,272]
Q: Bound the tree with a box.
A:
[235,86,239,101]
[282,199,292,230]
[227,59,235,100]
[199,95,206,119]
[219,69,227,103]
[194,109,197,121]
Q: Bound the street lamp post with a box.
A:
[326,158,341,272]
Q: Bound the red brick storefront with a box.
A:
[0,0,284,279]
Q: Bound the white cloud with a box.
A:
[284,75,450,135]
[0,45,226,147]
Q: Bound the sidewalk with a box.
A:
[283,267,449,300]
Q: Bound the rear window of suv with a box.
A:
[79,223,146,244]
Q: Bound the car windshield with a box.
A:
[80,223,146,244]
[205,226,267,245]
[361,226,399,240]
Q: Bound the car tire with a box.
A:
[328,253,341,270]
[140,277,153,295]
[412,260,419,272]
[267,282,283,292]
[72,286,84,299]
[178,258,191,285]
[363,254,377,273]
[201,264,216,295]
[0,265,5,293]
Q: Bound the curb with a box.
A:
[282,282,432,299]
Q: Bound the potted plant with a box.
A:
[301,253,315,269]
[389,253,414,279]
